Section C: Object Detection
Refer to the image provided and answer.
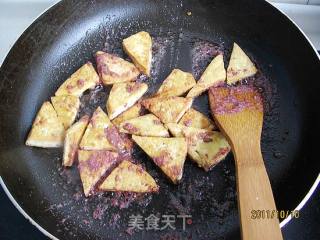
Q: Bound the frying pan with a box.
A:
[0,0,319,239]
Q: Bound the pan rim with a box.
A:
[264,1,320,60]
[264,0,320,227]
[0,0,319,239]
[0,177,59,240]
[0,0,61,66]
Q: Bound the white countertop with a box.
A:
[0,1,319,65]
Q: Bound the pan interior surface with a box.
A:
[0,0,319,239]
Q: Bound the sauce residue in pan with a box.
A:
[191,40,224,79]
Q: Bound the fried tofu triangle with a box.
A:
[99,160,159,193]
[119,114,169,137]
[156,69,196,98]
[166,124,230,171]
[80,107,130,152]
[132,136,187,184]
[123,31,152,76]
[78,150,119,197]
[112,103,143,127]
[51,95,80,129]
[179,108,216,130]
[96,51,140,85]
[55,62,100,97]
[63,115,90,167]
[142,97,193,124]
[183,127,230,171]
[80,107,115,151]
[26,101,65,148]
[187,54,226,98]
[107,82,148,120]
[227,43,257,84]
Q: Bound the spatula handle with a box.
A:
[235,147,283,240]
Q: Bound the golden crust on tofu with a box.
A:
[79,107,116,151]
[63,115,90,167]
[51,95,80,129]
[112,103,143,127]
[25,101,65,148]
[99,160,159,193]
[183,127,230,171]
[187,54,226,98]
[165,123,184,137]
[123,31,152,76]
[155,69,196,98]
[179,108,216,130]
[142,97,193,124]
[96,51,140,85]
[78,150,119,197]
[132,135,187,184]
[55,62,100,97]
[227,43,257,84]
[107,82,148,120]
[119,114,169,137]
[166,124,230,171]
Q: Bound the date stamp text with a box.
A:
[251,210,300,220]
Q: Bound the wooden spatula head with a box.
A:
[209,86,264,151]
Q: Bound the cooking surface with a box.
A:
[0,1,319,240]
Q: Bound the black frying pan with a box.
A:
[0,0,319,239]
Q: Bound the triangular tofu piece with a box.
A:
[179,108,216,130]
[99,160,159,193]
[112,103,143,127]
[78,150,119,197]
[187,54,226,98]
[182,127,230,171]
[107,82,148,120]
[63,115,90,167]
[142,97,193,124]
[51,95,80,129]
[155,69,196,98]
[55,62,100,97]
[123,31,152,76]
[105,125,133,154]
[132,136,187,183]
[166,124,230,171]
[119,114,169,137]
[96,51,140,85]
[166,123,184,137]
[26,101,65,148]
[79,107,116,151]
[227,43,257,84]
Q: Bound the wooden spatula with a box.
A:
[209,86,283,240]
